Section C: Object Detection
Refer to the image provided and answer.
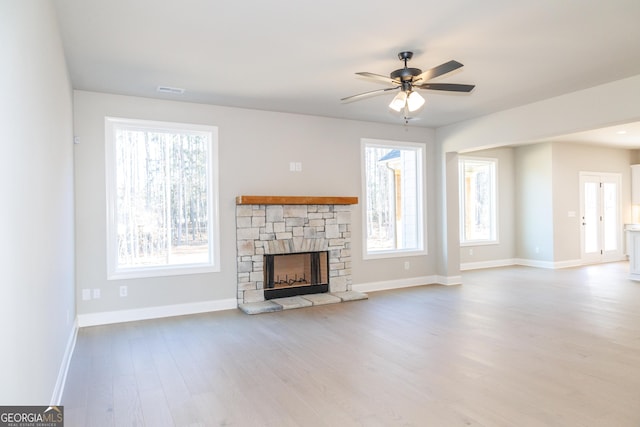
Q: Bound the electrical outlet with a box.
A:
[119,285,128,297]
[93,289,101,299]
[82,289,91,301]
[404,261,410,270]
[469,248,474,255]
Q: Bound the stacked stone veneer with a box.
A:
[236,204,352,304]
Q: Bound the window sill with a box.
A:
[460,240,499,247]
[107,264,220,280]
[363,248,428,260]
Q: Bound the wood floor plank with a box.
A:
[113,374,145,427]
[137,387,174,427]
[62,262,640,426]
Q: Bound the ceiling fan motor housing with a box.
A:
[390,67,422,82]
[391,52,421,83]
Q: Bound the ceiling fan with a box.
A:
[341,51,475,116]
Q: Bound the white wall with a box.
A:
[439,151,462,281]
[73,91,437,317]
[437,74,640,154]
[0,1,76,404]
[515,143,554,262]
[551,142,632,262]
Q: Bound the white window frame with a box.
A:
[459,156,498,246]
[361,138,427,259]
[105,117,220,280]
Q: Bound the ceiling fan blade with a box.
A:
[413,60,463,83]
[415,83,475,93]
[341,87,399,103]
[355,72,400,85]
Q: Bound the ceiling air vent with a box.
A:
[156,86,185,94]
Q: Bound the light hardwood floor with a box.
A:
[62,263,640,426]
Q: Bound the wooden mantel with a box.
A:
[236,195,358,205]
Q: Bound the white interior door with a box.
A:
[580,172,622,263]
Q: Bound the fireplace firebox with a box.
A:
[263,251,329,300]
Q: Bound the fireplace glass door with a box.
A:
[264,251,329,299]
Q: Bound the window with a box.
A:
[362,139,426,258]
[459,157,497,245]
[105,117,219,279]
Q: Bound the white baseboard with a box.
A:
[549,259,584,269]
[436,275,462,285]
[461,258,590,271]
[51,318,78,405]
[460,258,518,271]
[353,275,436,293]
[352,274,461,293]
[77,298,238,328]
[513,258,583,269]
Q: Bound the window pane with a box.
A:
[115,129,210,268]
[363,141,424,255]
[115,129,169,267]
[460,158,496,244]
[168,133,210,265]
[584,182,599,253]
[603,182,617,251]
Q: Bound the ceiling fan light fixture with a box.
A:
[389,91,407,112]
[407,91,425,112]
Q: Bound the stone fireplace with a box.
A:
[235,196,364,313]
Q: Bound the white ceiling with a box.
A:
[53,0,640,145]
[540,122,640,149]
